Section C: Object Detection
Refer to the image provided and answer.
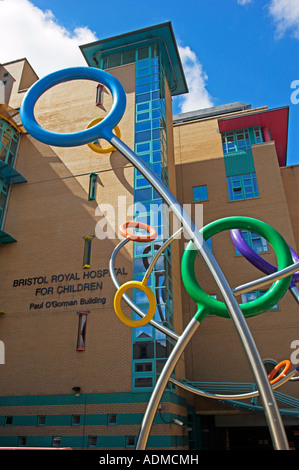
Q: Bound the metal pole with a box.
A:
[111,135,289,450]
[136,318,200,450]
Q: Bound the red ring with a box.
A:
[119,222,157,242]
[268,360,291,385]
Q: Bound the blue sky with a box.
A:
[0,0,298,164]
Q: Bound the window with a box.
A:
[222,127,263,154]
[96,84,103,106]
[126,436,137,448]
[88,436,98,447]
[77,312,88,351]
[235,230,268,255]
[5,416,13,426]
[241,290,278,310]
[71,415,81,425]
[107,414,117,425]
[18,436,27,446]
[88,173,97,200]
[53,436,61,447]
[37,415,46,426]
[196,237,212,253]
[0,118,20,167]
[82,236,93,269]
[193,185,208,202]
[227,173,259,201]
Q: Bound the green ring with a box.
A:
[181,217,293,320]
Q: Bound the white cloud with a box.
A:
[0,0,98,77]
[268,0,299,39]
[177,45,214,113]
[237,0,253,5]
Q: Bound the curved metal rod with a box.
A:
[233,261,299,296]
[136,317,200,450]
[169,368,299,401]
[109,237,179,341]
[111,135,291,451]
[143,227,184,281]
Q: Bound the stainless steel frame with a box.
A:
[111,135,292,450]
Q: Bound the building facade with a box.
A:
[0,22,298,450]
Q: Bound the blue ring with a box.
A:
[20,67,126,147]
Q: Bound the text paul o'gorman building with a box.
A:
[0,22,299,450]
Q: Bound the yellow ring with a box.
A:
[86,117,121,154]
[114,280,156,327]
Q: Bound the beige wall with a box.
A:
[281,164,299,251]
[174,114,299,414]
[0,64,137,396]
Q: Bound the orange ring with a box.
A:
[268,360,291,385]
[119,222,157,242]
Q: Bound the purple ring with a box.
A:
[230,229,299,289]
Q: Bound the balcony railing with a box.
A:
[180,379,299,416]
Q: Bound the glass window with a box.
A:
[18,436,27,446]
[52,436,61,447]
[241,290,278,310]
[82,236,93,269]
[134,377,153,388]
[5,416,13,426]
[0,118,20,167]
[193,185,208,201]
[108,52,122,68]
[77,312,88,351]
[227,173,259,201]
[235,230,268,255]
[88,173,97,200]
[37,415,46,426]
[126,436,137,448]
[123,49,135,65]
[88,436,98,447]
[107,414,117,425]
[72,415,81,425]
[96,84,103,106]
[222,127,263,154]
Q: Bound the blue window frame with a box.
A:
[227,173,259,201]
[241,290,278,310]
[130,44,174,392]
[0,118,19,167]
[235,230,268,255]
[193,185,208,202]
[222,127,263,154]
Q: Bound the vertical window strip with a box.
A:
[132,44,174,391]
[0,118,19,167]
[88,173,97,200]
[96,84,104,106]
[82,236,94,269]
[77,312,89,351]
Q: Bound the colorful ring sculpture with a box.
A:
[119,221,157,242]
[20,66,299,451]
[181,217,293,321]
[114,222,158,327]
[86,117,121,154]
[231,228,299,289]
[114,280,156,328]
[20,67,126,146]
[268,360,291,385]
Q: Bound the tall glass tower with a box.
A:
[80,23,188,392]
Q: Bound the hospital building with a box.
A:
[0,22,299,450]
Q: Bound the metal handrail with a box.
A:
[182,379,299,408]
